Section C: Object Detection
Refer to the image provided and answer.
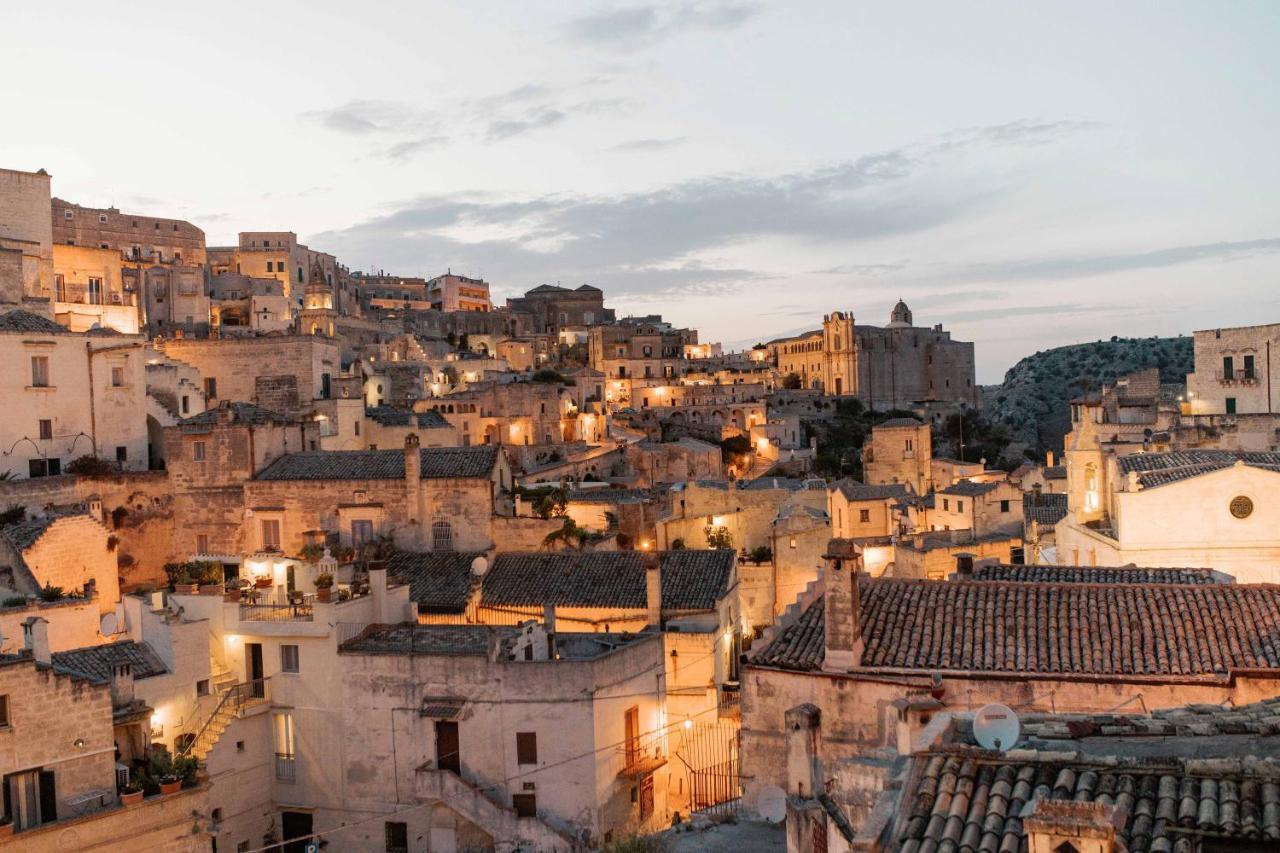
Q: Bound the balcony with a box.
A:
[1217,368,1261,386]
[239,590,316,622]
[55,285,136,307]
[275,753,297,783]
[717,682,741,719]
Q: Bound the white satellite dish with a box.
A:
[973,703,1020,751]
[100,613,118,637]
[470,556,489,576]
[757,784,787,824]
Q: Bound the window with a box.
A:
[193,441,206,461]
[905,439,913,451]
[385,822,409,853]
[280,645,299,674]
[1244,354,1256,379]
[432,520,453,551]
[350,519,375,547]
[261,519,281,551]
[115,446,127,463]
[1227,397,1237,415]
[196,534,209,554]
[516,732,538,765]
[181,396,190,415]
[111,366,125,387]
[204,377,217,399]
[859,509,871,523]
[942,499,950,511]
[4,769,57,830]
[28,458,60,478]
[1000,500,1010,513]
[0,695,8,728]
[624,706,640,767]
[957,500,964,512]
[64,209,74,219]
[196,679,210,697]
[273,712,296,782]
[1224,355,1234,378]
[38,420,52,441]
[30,356,50,388]
[512,794,537,818]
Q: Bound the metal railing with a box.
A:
[1217,368,1260,383]
[178,678,269,759]
[717,682,741,718]
[239,591,315,622]
[275,753,297,783]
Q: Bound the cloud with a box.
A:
[946,237,1280,283]
[299,100,416,135]
[814,262,908,276]
[948,119,1104,148]
[566,2,760,48]
[608,136,689,152]
[485,108,568,141]
[383,136,451,162]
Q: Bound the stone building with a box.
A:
[207,231,339,306]
[741,555,1280,823]
[589,317,690,381]
[828,480,909,540]
[419,379,577,448]
[862,417,933,494]
[243,440,511,555]
[0,167,55,311]
[427,271,492,312]
[0,310,148,478]
[931,478,1024,536]
[1186,321,1280,416]
[50,244,139,334]
[626,438,724,487]
[51,197,206,266]
[158,334,340,417]
[508,283,613,336]
[0,509,119,612]
[209,271,291,333]
[767,302,977,409]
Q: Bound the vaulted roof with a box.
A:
[254,446,499,481]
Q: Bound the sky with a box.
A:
[4,1,1280,382]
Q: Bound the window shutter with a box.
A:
[39,770,57,823]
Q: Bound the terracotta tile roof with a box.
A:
[970,564,1222,585]
[255,446,499,481]
[0,310,66,334]
[940,480,1000,497]
[340,623,504,656]
[1043,465,1067,480]
[365,406,450,428]
[1118,450,1280,488]
[833,480,910,502]
[50,640,167,683]
[482,550,734,611]
[387,551,482,613]
[1021,492,1068,526]
[751,578,1280,676]
[179,401,290,430]
[877,418,924,428]
[0,509,91,552]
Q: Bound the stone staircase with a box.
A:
[181,667,253,762]
[416,768,584,852]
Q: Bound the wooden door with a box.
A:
[436,721,461,774]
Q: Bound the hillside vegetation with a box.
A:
[984,335,1193,453]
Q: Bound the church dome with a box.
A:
[888,299,912,328]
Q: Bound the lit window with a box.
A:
[280,645,299,674]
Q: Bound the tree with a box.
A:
[531,369,567,384]
[782,372,802,390]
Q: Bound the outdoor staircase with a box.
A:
[416,768,584,852]
[181,666,256,762]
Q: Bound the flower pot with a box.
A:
[160,780,182,796]
[120,789,144,807]
[316,588,331,602]
[225,588,242,602]
[254,577,273,589]
[199,584,223,596]
[174,584,199,595]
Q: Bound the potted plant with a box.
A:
[225,582,242,603]
[174,755,199,789]
[314,572,334,602]
[254,575,274,589]
[166,562,199,595]
[119,780,144,806]
[195,561,225,595]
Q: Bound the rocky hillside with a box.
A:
[984,336,1193,453]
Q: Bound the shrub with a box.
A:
[704,524,733,550]
[2,596,28,608]
[0,505,25,526]
[314,572,334,590]
[750,545,772,563]
[298,543,326,563]
[531,368,567,384]
[66,455,116,476]
[670,538,685,550]
[38,583,65,602]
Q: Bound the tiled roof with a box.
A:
[482,550,734,611]
[1022,492,1068,526]
[0,510,90,552]
[387,551,482,613]
[834,480,910,502]
[0,310,66,334]
[752,578,1280,676]
[940,480,1000,497]
[50,640,167,683]
[877,418,924,428]
[340,622,506,656]
[1043,465,1066,480]
[969,564,1223,585]
[255,446,499,481]
[900,698,1280,853]
[179,402,290,430]
[365,406,450,429]
[1118,450,1280,488]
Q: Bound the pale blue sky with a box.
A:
[4,1,1279,381]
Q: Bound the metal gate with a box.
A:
[679,721,741,813]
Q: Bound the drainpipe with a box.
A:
[86,341,98,458]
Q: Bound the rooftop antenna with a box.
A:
[973,703,1020,751]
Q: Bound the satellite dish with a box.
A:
[973,703,1020,751]
[470,556,489,576]
[100,613,118,637]
[757,784,787,824]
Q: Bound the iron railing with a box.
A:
[178,678,269,759]
[239,591,315,622]
[275,753,297,783]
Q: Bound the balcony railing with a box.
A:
[717,682,741,719]
[55,286,136,307]
[240,591,315,622]
[1217,369,1261,385]
[275,753,297,783]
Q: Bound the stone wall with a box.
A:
[159,336,339,416]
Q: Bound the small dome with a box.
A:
[889,299,913,328]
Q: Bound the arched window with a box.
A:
[432,520,453,551]
[1053,843,1080,853]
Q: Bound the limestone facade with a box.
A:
[0,167,54,308]
[1187,322,1280,416]
[158,335,340,417]
[427,272,492,312]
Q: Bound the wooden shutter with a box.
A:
[516,732,537,765]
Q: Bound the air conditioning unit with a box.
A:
[110,293,123,304]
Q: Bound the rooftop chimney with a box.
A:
[645,553,662,629]
[404,433,421,541]
[22,616,50,665]
[822,555,864,672]
[1046,450,1055,467]
[110,662,135,709]
[543,603,557,658]
[955,552,975,579]
[784,703,822,799]
[369,562,389,623]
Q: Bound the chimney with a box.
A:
[955,552,975,579]
[110,662,135,709]
[543,603,557,658]
[404,432,421,536]
[784,703,822,799]
[645,553,662,629]
[22,616,50,665]
[1045,450,1055,467]
[369,563,389,623]
[822,555,864,672]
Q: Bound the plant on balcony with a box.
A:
[314,572,334,602]
[297,543,326,563]
[119,780,144,806]
[38,583,65,602]
[143,748,182,795]
[2,596,27,609]
[174,755,199,789]
[750,545,772,564]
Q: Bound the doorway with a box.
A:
[247,643,265,698]
[435,720,460,774]
[281,810,313,853]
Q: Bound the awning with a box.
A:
[419,696,466,719]
[618,755,668,779]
